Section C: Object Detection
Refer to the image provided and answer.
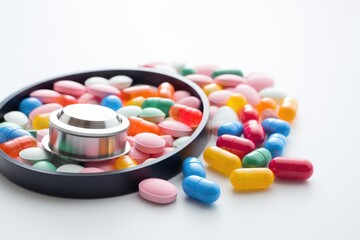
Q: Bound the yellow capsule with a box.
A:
[203,146,241,176]
[202,83,223,96]
[229,168,274,191]
[226,93,248,114]
[114,155,138,170]
[125,96,146,107]
[32,113,50,130]
[278,97,298,122]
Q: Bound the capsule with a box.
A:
[0,135,38,158]
[242,148,272,168]
[157,82,175,99]
[216,134,255,159]
[260,109,278,121]
[114,155,138,170]
[169,104,203,128]
[203,146,241,176]
[32,113,50,130]
[243,120,266,146]
[226,93,248,114]
[211,106,238,135]
[182,175,220,204]
[0,125,31,144]
[142,97,175,117]
[125,96,146,107]
[239,104,259,123]
[278,97,298,122]
[229,168,274,191]
[182,157,206,178]
[256,97,277,114]
[202,83,223,96]
[264,133,287,158]
[128,117,160,136]
[217,121,243,136]
[121,85,157,101]
[269,157,314,180]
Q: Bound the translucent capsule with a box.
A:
[128,117,160,136]
[278,97,298,122]
[169,104,203,128]
[0,135,38,158]
[121,85,157,101]
[243,120,266,146]
[239,104,259,123]
[202,83,223,96]
[256,97,277,115]
[264,133,287,158]
[203,146,241,176]
[142,97,175,117]
[217,121,243,136]
[269,157,314,180]
[242,148,272,168]
[226,93,248,114]
[114,155,138,170]
[261,118,291,136]
[182,157,206,178]
[182,175,220,204]
[157,82,175,99]
[216,134,255,159]
[229,168,274,191]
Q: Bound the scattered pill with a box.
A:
[182,157,206,178]
[182,175,220,204]
[229,168,274,191]
[139,178,178,204]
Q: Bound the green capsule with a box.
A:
[242,148,272,168]
[139,107,166,124]
[211,69,244,78]
[180,67,196,76]
[32,161,57,172]
[142,97,175,117]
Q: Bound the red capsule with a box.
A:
[216,134,256,159]
[239,104,259,123]
[243,120,265,146]
[0,135,38,158]
[269,157,314,180]
[157,82,175,99]
[169,104,203,128]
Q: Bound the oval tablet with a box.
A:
[139,108,166,124]
[246,73,275,92]
[235,84,261,106]
[139,178,178,204]
[158,120,193,137]
[134,133,166,154]
[173,136,190,148]
[185,74,214,87]
[54,80,86,98]
[86,83,120,99]
[259,87,287,102]
[173,90,191,102]
[4,111,29,128]
[177,96,201,109]
[214,74,246,87]
[208,90,233,107]
[84,76,108,86]
[28,103,63,121]
[108,75,133,90]
[32,161,57,172]
[56,164,84,173]
[30,89,62,103]
[128,147,150,164]
[19,147,51,164]
[117,106,142,118]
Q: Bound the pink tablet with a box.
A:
[138,178,178,204]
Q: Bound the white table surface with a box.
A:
[0,1,359,239]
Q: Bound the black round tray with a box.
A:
[0,68,210,198]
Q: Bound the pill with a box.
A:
[32,113,50,130]
[114,155,138,170]
[128,117,160,136]
[30,89,62,103]
[243,120,266,146]
[202,83,223,96]
[127,136,135,146]
[217,121,243,136]
[36,128,49,142]
[122,85,157,101]
[211,106,238,135]
[117,105,142,118]
[84,76,108,86]
[245,73,275,92]
[150,147,174,158]
[125,96,146,107]
[226,93,248,114]
[84,159,116,172]
[180,67,196,76]
[242,148,272,168]
[229,168,274,191]
[19,97,43,116]
[54,80,86,98]
[139,178,178,204]
[214,74,246,87]
[208,90,233,107]
[134,132,166,154]
[101,95,123,111]
[268,157,314,180]
[176,96,201,109]
[56,164,84,173]
[256,97,277,115]
[108,75,133,90]
[194,64,218,76]
[154,64,177,73]
[158,120,193,137]
[173,90,191,102]
[0,135,37,158]
[55,95,78,106]
[203,146,241,176]
[216,134,256,159]
[32,161,57,172]
[80,167,104,173]
[28,103,62,121]
[19,147,51,164]
[128,147,150,164]
[142,97,175,117]
[0,125,30,143]
[173,136,190,148]
[235,84,261,106]
[139,107,166,124]
[259,87,287,102]
[261,118,291,137]
[0,122,21,129]
[87,83,120,99]
[212,69,243,78]
[157,82,175,99]
[264,133,287,158]
[160,135,174,147]
[169,104,202,128]
[182,157,206,178]
[182,175,220,204]
[278,97,298,122]
[77,93,100,104]
[185,74,214,87]
[239,104,259,123]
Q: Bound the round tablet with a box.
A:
[56,164,84,173]
[19,147,51,164]
[134,133,166,154]
[138,178,178,204]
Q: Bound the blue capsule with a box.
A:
[19,97,43,116]
[182,175,220,204]
[217,121,243,136]
[101,95,123,111]
[182,157,206,178]
[0,126,31,144]
[264,133,287,158]
[261,118,291,137]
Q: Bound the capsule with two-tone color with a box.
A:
[278,97,298,122]
[203,146,241,176]
[229,168,274,191]
[216,134,255,159]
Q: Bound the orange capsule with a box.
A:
[157,82,175,99]
[128,117,160,136]
[55,95,78,107]
[278,97,298,122]
[121,85,157,102]
[257,97,277,114]
[114,155,138,170]
[0,135,38,158]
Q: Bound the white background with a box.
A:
[0,0,359,239]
